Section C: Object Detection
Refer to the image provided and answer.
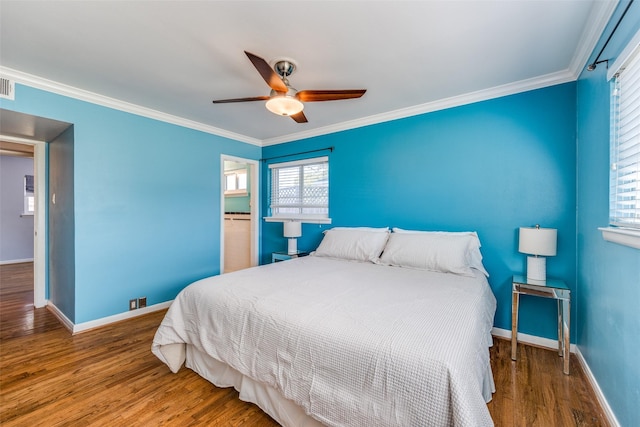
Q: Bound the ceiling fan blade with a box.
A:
[290,111,308,123]
[296,89,366,102]
[212,96,270,104]
[244,51,288,93]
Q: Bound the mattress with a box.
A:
[152,255,497,426]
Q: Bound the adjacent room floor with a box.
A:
[0,262,608,426]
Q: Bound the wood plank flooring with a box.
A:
[0,262,609,426]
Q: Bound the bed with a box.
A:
[152,227,497,426]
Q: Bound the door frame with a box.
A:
[1,135,46,307]
[220,155,259,273]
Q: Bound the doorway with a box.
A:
[1,108,73,309]
[220,155,259,273]
[0,137,46,307]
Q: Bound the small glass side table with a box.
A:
[511,275,571,375]
[271,251,309,263]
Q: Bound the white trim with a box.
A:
[220,155,260,273]
[599,227,640,249]
[491,326,577,354]
[0,258,34,265]
[574,347,621,427]
[0,0,617,148]
[46,301,74,332]
[0,66,262,147]
[33,142,46,308]
[1,136,47,308]
[262,70,577,146]
[608,26,640,80]
[47,299,173,334]
[0,66,603,149]
[72,301,173,334]
[572,0,619,77]
[264,0,617,147]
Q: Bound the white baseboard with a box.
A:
[574,347,621,427]
[0,258,34,265]
[492,327,619,427]
[46,300,173,334]
[46,302,74,332]
[72,301,173,334]
[491,326,577,353]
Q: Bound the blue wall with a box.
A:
[1,84,261,323]
[0,155,34,262]
[577,2,640,426]
[262,83,578,340]
[48,125,76,320]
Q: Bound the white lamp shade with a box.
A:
[518,226,557,256]
[283,221,302,238]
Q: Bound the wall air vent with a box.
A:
[0,77,15,100]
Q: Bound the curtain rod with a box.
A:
[588,0,635,71]
[261,146,334,162]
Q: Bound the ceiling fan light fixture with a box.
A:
[265,95,304,116]
[212,52,366,123]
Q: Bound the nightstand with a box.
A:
[271,251,309,263]
[511,274,571,375]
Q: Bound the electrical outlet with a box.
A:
[129,299,138,310]
[138,297,147,308]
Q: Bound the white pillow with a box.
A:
[313,228,390,262]
[392,228,489,276]
[380,229,489,276]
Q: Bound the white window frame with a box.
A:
[600,29,640,249]
[22,174,34,216]
[265,156,331,224]
[224,168,248,196]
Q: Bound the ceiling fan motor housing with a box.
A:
[274,59,296,78]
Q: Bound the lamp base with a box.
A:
[526,256,547,281]
[287,238,298,255]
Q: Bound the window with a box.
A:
[610,44,640,230]
[23,174,34,216]
[224,168,248,196]
[268,156,329,223]
[600,32,640,249]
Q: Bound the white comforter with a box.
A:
[152,256,497,427]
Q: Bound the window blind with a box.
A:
[25,175,34,193]
[610,46,640,229]
[269,156,328,220]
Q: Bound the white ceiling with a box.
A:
[0,1,616,146]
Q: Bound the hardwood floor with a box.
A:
[0,262,608,426]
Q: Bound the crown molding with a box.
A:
[0,62,591,148]
[262,69,576,146]
[1,1,616,148]
[0,66,262,147]
[568,0,618,77]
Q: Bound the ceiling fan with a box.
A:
[212,51,366,123]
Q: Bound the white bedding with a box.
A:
[152,256,497,427]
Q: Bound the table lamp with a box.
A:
[283,221,302,255]
[518,225,557,281]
